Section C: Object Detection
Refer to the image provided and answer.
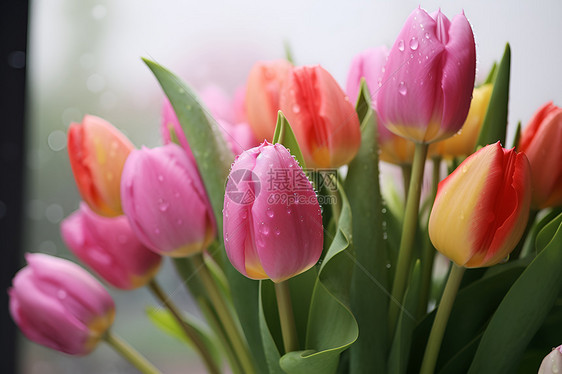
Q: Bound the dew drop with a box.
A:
[266,209,274,218]
[425,32,430,39]
[386,263,391,269]
[293,104,301,113]
[240,210,248,219]
[398,40,405,52]
[462,165,468,174]
[287,207,292,215]
[398,82,407,96]
[260,224,270,235]
[275,228,281,236]
[158,198,170,212]
[158,175,164,182]
[409,37,419,51]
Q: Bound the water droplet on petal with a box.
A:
[287,207,292,215]
[292,104,300,113]
[240,210,248,219]
[275,228,281,236]
[398,40,405,52]
[158,175,164,182]
[409,37,419,51]
[158,198,170,212]
[425,32,430,39]
[266,209,274,218]
[462,165,468,174]
[398,82,407,96]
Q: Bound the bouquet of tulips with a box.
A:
[9,7,562,374]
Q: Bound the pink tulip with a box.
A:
[223,142,323,283]
[346,46,416,165]
[376,8,476,143]
[199,84,236,124]
[61,203,162,290]
[9,254,115,355]
[280,65,361,168]
[539,345,562,374]
[161,98,257,156]
[121,143,216,257]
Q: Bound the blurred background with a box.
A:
[8,0,562,372]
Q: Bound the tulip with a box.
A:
[9,253,115,355]
[121,143,216,257]
[428,142,531,267]
[280,65,361,168]
[346,46,415,165]
[68,115,135,217]
[430,84,493,159]
[223,141,323,282]
[376,8,476,144]
[200,84,236,124]
[518,102,562,209]
[161,98,257,156]
[245,59,292,142]
[61,203,162,290]
[539,345,562,374]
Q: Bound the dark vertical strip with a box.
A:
[1,0,29,372]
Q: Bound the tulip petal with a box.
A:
[439,12,477,138]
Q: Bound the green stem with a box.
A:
[147,280,221,374]
[388,142,428,336]
[420,264,465,374]
[274,280,299,353]
[191,253,256,374]
[418,157,441,317]
[104,331,161,374]
[401,163,412,200]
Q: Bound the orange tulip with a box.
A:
[67,115,135,217]
[518,102,562,209]
[280,65,361,168]
[245,60,292,142]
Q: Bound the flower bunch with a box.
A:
[9,6,562,374]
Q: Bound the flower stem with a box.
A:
[420,264,465,374]
[104,330,161,374]
[388,142,428,336]
[418,156,441,317]
[401,163,412,199]
[274,280,299,353]
[191,253,256,374]
[147,279,221,374]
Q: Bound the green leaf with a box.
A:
[475,43,511,148]
[277,184,358,373]
[438,333,482,374]
[468,213,562,373]
[144,59,268,373]
[483,61,497,85]
[512,121,522,150]
[272,111,306,168]
[146,306,222,365]
[345,80,390,374]
[535,212,562,254]
[388,260,422,374]
[408,262,526,373]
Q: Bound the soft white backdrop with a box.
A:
[22,1,562,373]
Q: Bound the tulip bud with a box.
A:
[429,142,531,267]
[61,203,162,290]
[346,47,415,165]
[121,143,216,257]
[518,102,562,209]
[376,8,476,144]
[223,142,323,282]
[245,60,292,142]
[539,345,562,374]
[430,84,493,159]
[68,115,135,217]
[280,65,361,168]
[9,254,115,355]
